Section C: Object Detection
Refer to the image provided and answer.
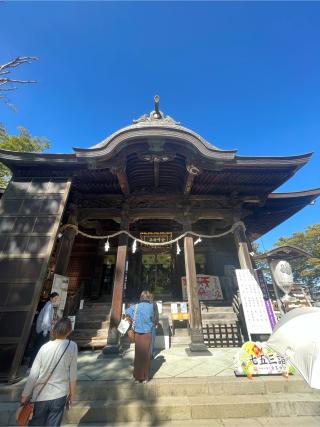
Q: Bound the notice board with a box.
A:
[236,269,273,338]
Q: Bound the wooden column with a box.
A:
[184,236,201,329]
[172,243,183,299]
[233,223,253,270]
[90,240,105,299]
[55,208,78,276]
[184,234,207,352]
[103,218,128,354]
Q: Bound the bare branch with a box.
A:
[0,78,36,84]
[0,56,39,110]
[0,56,38,73]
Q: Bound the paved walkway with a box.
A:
[76,347,239,382]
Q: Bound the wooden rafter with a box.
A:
[111,165,130,196]
[184,174,195,197]
[184,163,201,197]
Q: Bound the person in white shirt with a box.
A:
[29,292,59,367]
[20,317,78,426]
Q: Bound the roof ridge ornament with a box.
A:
[133,95,180,125]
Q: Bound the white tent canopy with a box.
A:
[267,307,320,389]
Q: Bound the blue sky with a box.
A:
[1,1,319,249]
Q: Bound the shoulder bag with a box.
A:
[127,304,138,343]
[16,340,71,426]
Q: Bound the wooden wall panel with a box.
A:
[0,177,71,381]
[65,235,97,295]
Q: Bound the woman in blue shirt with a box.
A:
[126,290,154,383]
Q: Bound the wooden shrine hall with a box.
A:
[0,96,319,381]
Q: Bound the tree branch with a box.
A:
[0,78,36,84]
[0,56,39,110]
[0,56,38,73]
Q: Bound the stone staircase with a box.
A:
[170,325,190,347]
[200,302,238,326]
[71,301,241,350]
[157,302,241,349]
[200,302,243,348]
[72,301,111,349]
[1,376,320,425]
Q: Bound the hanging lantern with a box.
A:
[176,241,181,255]
[269,259,294,298]
[104,239,110,252]
[194,237,202,245]
[132,239,137,253]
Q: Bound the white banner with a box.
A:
[269,259,294,295]
[234,341,293,377]
[51,274,69,317]
[181,275,223,301]
[236,269,272,336]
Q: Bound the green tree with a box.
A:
[0,123,50,187]
[251,242,272,283]
[275,224,320,291]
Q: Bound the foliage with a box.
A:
[0,123,50,187]
[275,224,320,290]
[251,242,272,283]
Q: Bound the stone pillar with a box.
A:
[233,223,253,270]
[103,218,128,355]
[183,232,207,352]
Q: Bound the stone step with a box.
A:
[72,331,108,340]
[202,319,238,326]
[201,312,237,320]
[75,320,109,329]
[8,395,320,425]
[202,319,237,326]
[170,341,190,347]
[77,311,110,317]
[78,309,110,316]
[59,393,320,424]
[200,305,235,313]
[77,308,110,315]
[76,314,110,322]
[74,338,108,349]
[62,417,320,427]
[160,305,234,314]
[83,302,112,308]
[0,377,317,403]
[172,328,189,335]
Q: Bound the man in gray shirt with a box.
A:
[29,292,59,368]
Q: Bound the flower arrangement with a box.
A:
[234,341,295,379]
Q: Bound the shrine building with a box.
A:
[0,97,319,381]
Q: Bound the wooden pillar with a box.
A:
[184,236,201,329]
[90,240,105,299]
[103,218,128,354]
[233,223,253,270]
[55,208,78,276]
[172,243,183,299]
[126,251,137,301]
[183,232,207,352]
